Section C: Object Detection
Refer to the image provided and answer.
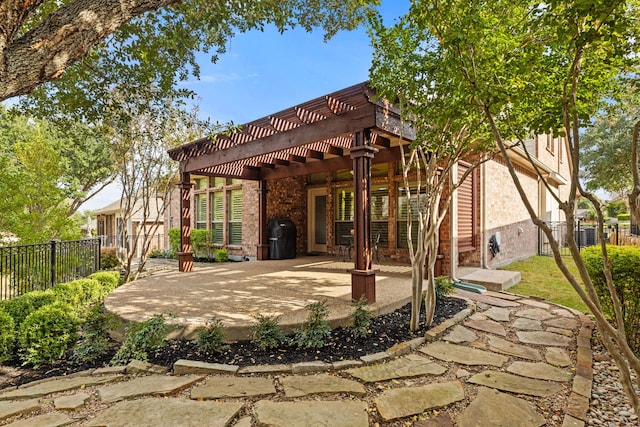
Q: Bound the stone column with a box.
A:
[350,129,379,303]
[178,171,194,272]
[256,180,269,260]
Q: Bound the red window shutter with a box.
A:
[458,164,476,253]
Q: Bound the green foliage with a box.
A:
[215,248,229,262]
[349,297,372,339]
[168,228,181,257]
[251,314,285,350]
[88,271,121,291]
[294,301,331,349]
[607,200,628,218]
[72,305,119,364]
[435,276,454,303]
[0,290,57,327]
[0,309,16,363]
[195,318,228,353]
[51,281,85,311]
[583,246,640,354]
[191,229,209,259]
[618,214,631,222]
[100,247,121,270]
[18,303,79,367]
[110,314,169,365]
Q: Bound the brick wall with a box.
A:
[266,176,308,256]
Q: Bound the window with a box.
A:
[194,177,208,190]
[335,188,354,245]
[457,163,476,252]
[210,177,224,188]
[195,193,207,229]
[546,134,555,154]
[228,188,243,245]
[397,184,427,249]
[371,186,389,247]
[210,191,224,244]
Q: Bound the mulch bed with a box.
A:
[0,297,466,389]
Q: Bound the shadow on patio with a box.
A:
[105,256,414,341]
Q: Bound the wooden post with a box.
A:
[350,130,378,303]
[178,171,194,272]
[256,180,269,260]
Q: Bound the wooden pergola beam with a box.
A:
[289,154,306,163]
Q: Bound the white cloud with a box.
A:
[181,72,259,86]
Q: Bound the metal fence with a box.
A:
[98,234,167,259]
[539,221,637,256]
[0,238,101,300]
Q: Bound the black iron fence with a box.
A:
[0,238,101,300]
[539,221,637,256]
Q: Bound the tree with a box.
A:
[368,14,494,330]
[2,0,379,103]
[398,0,640,414]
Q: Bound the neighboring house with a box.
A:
[95,197,166,259]
[166,82,571,301]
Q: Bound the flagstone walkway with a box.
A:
[0,290,594,426]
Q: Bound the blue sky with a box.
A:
[83,0,410,211]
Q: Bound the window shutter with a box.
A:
[195,194,207,229]
[210,192,224,243]
[228,189,242,245]
[457,164,476,252]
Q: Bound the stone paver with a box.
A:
[280,374,366,397]
[420,341,508,367]
[456,290,520,307]
[86,398,243,427]
[517,331,572,346]
[468,370,564,397]
[346,353,446,383]
[512,318,543,331]
[0,399,40,421]
[552,308,575,318]
[547,327,574,337]
[54,392,90,410]
[457,387,545,427]
[414,412,454,427]
[98,374,204,403]
[0,375,121,400]
[516,308,555,321]
[484,307,511,322]
[507,361,573,382]
[374,381,465,421]
[487,336,542,361]
[190,376,276,399]
[545,317,578,329]
[253,400,368,427]
[546,347,572,367]
[443,325,478,343]
[464,319,507,336]
[173,359,238,375]
[519,299,551,309]
[5,412,73,427]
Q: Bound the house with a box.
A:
[166,82,570,301]
[94,197,166,259]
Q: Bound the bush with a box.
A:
[607,200,627,218]
[349,297,372,339]
[215,248,229,262]
[72,305,119,364]
[0,290,57,327]
[100,247,121,270]
[0,309,15,363]
[88,271,121,292]
[294,301,331,349]
[110,314,169,365]
[18,303,79,367]
[168,228,181,257]
[251,314,285,350]
[583,245,640,353]
[195,318,228,353]
[52,281,85,310]
[618,213,631,222]
[435,276,454,303]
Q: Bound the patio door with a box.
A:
[307,188,327,253]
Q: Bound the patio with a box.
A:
[104,256,414,341]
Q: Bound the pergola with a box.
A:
[167,82,414,303]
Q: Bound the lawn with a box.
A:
[500,256,590,314]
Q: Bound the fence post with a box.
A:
[50,239,57,288]
[576,220,581,249]
[616,223,619,246]
[97,237,102,271]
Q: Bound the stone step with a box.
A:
[458,268,521,291]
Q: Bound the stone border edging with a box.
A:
[173,297,476,376]
[563,314,595,426]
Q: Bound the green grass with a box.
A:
[500,256,590,314]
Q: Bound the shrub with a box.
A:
[168,228,181,257]
[215,248,229,262]
[72,305,119,364]
[18,303,79,367]
[583,245,640,353]
[0,309,15,363]
[349,297,372,339]
[100,247,121,270]
[52,281,85,310]
[191,229,209,259]
[0,290,57,327]
[435,276,454,303]
[88,271,121,292]
[195,318,228,353]
[251,314,285,350]
[110,314,169,365]
[294,301,331,349]
[618,213,631,222]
